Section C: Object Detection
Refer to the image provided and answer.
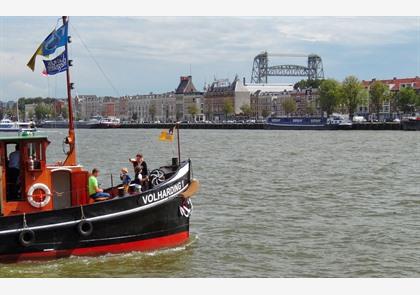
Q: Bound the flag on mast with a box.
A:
[159,126,175,142]
[27,21,68,71]
[42,50,68,76]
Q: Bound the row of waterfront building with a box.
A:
[74,75,316,123]
[2,75,419,123]
[74,75,419,123]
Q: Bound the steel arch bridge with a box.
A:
[250,52,325,83]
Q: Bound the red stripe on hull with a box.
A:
[0,231,189,263]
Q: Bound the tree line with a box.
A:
[260,76,420,118]
[318,76,420,119]
[0,97,69,122]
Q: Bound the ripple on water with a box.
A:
[1,129,419,277]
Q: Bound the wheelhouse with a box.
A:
[0,133,89,217]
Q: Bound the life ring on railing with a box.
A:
[27,183,52,208]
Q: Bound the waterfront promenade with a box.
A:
[100,122,404,130]
[38,119,420,130]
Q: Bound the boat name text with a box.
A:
[141,180,185,205]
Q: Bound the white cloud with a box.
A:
[63,16,418,64]
[0,16,418,98]
[274,17,419,45]
[1,80,48,99]
[3,16,417,65]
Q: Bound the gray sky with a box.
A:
[0,16,419,100]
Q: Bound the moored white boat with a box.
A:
[0,119,36,132]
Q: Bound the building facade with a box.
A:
[362,77,420,94]
[76,95,102,120]
[249,88,321,118]
[128,92,176,123]
[361,76,420,119]
[175,76,204,121]
[203,76,322,120]
[204,77,241,121]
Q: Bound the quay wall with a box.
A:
[93,122,403,130]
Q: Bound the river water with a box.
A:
[0,129,419,277]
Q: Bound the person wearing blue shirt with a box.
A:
[120,167,131,193]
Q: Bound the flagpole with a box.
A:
[62,15,77,166]
[176,122,181,164]
[63,16,73,131]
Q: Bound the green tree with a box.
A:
[148,104,156,121]
[319,79,341,117]
[261,109,270,118]
[294,79,323,90]
[417,93,420,108]
[27,110,34,120]
[282,98,297,116]
[341,76,365,119]
[17,97,26,120]
[187,104,199,121]
[6,109,14,119]
[61,106,69,119]
[240,104,252,117]
[306,100,317,115]
[34,103,53,121]
[223,100,234,119]
[369,81,389,120]
[395,87,417,114]
[51,108,58,119]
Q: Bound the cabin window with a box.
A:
[27,142,43,170]
[5,143,22,201]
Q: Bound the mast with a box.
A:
[176,122,181,163]
[16,100,19,122]
[62,16,77,166]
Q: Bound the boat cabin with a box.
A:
[0,133,89,217]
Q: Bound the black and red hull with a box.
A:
[0,161,193,263]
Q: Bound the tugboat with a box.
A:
[0,16,199,263]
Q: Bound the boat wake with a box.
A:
[71,233,199,263]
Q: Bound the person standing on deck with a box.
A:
[133,166,142,192]
[88,168,111,201]
[129,153,148,188]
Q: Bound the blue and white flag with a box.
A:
[42,50,68,75]
[42,22,68,56]
[27,21,68,71]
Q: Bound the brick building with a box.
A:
[360,76,420,119]
[204,76,251,121]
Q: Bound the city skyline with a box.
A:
[0,16,419,100]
